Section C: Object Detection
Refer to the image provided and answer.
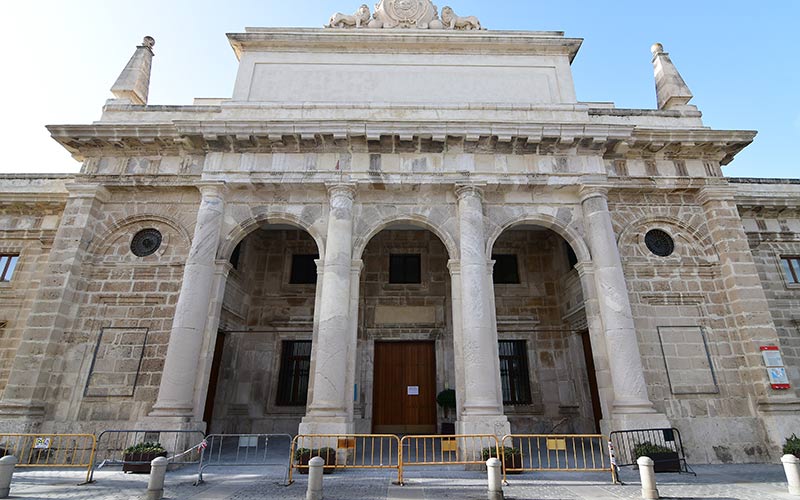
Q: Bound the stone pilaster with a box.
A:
[579,186,669,430]
[447,259,466,420]
[698,186,800,445]
[299,184,357,435]
[149,183,226,421]
[454,185,509,437]
[0,184,110,431]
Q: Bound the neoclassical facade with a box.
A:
[0,1,799,464]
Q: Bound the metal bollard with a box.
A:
[0,455,17,499]
[486,458,504,500]
[637,456,659,500]
[306,456,325,500]
[782,454,800,496]
[146,456,168,500]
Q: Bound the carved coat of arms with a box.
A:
[326,0,483,30]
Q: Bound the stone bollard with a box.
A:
[146,456,168,500]
[306,456,325,500]
[637,456,659,500]
[0,455,17,499]
[486,458,504,500]
[782,454,800,496]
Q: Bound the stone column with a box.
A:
[579,186,668,429]
[0,184,110,431]
[698,186,800,444]
[300,184,356,435]
[455,185,509,437]
[447,260,466,420]
[150,183,226,420]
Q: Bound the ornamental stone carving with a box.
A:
[325,1,483,30]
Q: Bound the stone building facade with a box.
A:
[0,1,798,464]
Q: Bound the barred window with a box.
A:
[499,340,532,405]
[276,340,312,406]
[289,254,318,284]
[782,256,800,285]
[389,254,421,284]
[0,254,19,282]
[492,254,520,284]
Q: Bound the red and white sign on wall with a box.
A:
[761,346,791,390]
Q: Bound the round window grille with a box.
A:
[644,229,675,257]
[130,228,163,257]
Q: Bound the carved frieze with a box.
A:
[326,0,484,30]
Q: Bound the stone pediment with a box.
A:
[327,0,483,30]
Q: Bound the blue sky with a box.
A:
[1,1,797,178]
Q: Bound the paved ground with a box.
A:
[4,463,796,499]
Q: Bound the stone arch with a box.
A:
[486,213,591,263]
[219,210,326,261]
[352,213,459,261]
[88,213,192,258]
[617,214,719,262]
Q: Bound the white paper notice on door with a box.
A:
[407,386,419,396]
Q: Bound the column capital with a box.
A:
[66,184,112,202]
[197,182,227,200]
[326,182,357,201]
[214,259,234,279]
[573,261,595,278]
[314,258,324,275]
[351,259,364,274]
[578,184,609,204]
[455,183,486,201]
[696,185,736,206]
[447,259,461,275]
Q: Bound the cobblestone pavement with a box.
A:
[3,464,795,499]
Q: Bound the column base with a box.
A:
[298,415,354,436]
[600,412,671,436]
[0,400,45,433]
[456,414,510,438]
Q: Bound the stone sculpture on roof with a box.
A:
[326,0,484,30]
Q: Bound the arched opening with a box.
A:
[355,222,454,434]
[490,224,602,433]
[204,223,321,434]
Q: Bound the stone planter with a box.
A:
[123,451,167,473]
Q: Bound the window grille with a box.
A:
[389,254,421,284]
[498,340,532,405]
[492,254,520,284]
[276,340,312,406]
[289,254,318,284]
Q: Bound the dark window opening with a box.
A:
[389,254,421,284]
[782,256,800,285]
[499,340,532,405]
[492,254,520,284]
[290,254,319,284]
[276,340,312,406]
[566,244,578,269]
[0,254,19,282]
[229,243,242,270]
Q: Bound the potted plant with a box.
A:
[481,446,523,473]
[294,447,337,474]
[632,441,680,472]
[123,442,167,473]
[436,388,457,435]
[783,434,800,459]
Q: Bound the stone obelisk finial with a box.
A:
[110,36,155,105]
[651,42,695,111]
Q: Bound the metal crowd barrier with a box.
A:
[608,427,694,475]
[0,433,96,483]
[196,433,292,484]
[500,434,615,483]
[288,434,400,484]
[90,429,205,482]
[398,434,501,485]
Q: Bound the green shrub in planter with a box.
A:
[123,442,167,473]
[632,441,680,473]
[481,446,523,472]
[783,434,800,459]
[293,447,337,474]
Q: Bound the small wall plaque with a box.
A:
[407,386,419,396]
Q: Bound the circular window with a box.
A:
[645,229,675,257]
[130,228,163,257]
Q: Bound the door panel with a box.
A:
[373,341,436,434]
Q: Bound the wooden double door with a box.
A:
[372,341,437,434]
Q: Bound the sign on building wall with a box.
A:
[761,346,791,390]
